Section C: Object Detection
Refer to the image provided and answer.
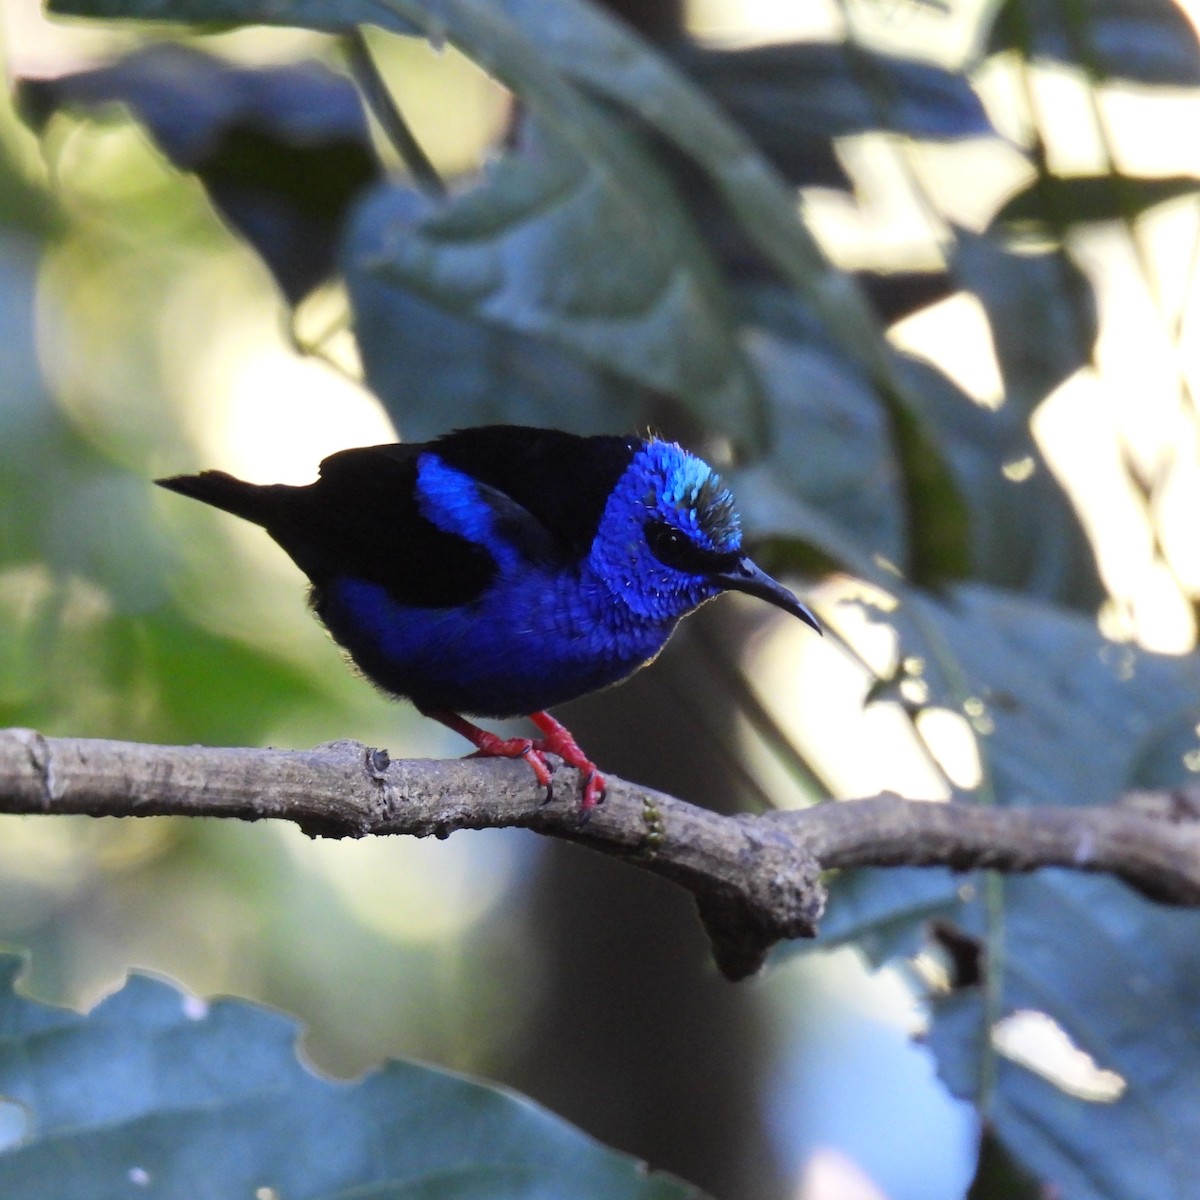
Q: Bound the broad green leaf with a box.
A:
[667,41,994,192]
[734,322,909,568]
[927,873,1200,1200]
[815,866,963,963]
[1129,700,1200,788]
[896,586,1200,810]
[345,184,648,440]
[734,278,1095,600]
[0,959,701,1199]
[343,120,755,437]
[49,0,763,440]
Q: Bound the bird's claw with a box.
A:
[580,769,607,812]
[521,745,555,804]
[527,713,606,814]
[439,711,600,813]
[465,734,554,801]
[571,770,607,825]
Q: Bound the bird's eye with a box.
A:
[645,519,734,574]
[646,519,744,575]
[645,521,688,567]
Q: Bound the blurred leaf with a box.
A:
[21,44,380,304]
[987,0,1200,86]
[1128,701,1200,789]
[427,0,973,550]
[820,586,1200,1195]
[952,229,1097,417]
[343,185,648,440]
[732,285,976,583]
[113,610,328,744]
[734,279,1092,598]
[671,41,995,190]
[889,391,974,583]
[900,586,1200,809]
[0,959,701,1199]
[658,34,997,201]
[0,333,319,744]
[891,233,1101,604]
[0,571,324,743]
[924,986,988,1101]
[344,115,759,439]
[817,866,963,963]
[0,138,62,240]
[857,270,955,325]
[930,873,1200,1200]
[733,313,908,567]
[895,352,1103,608]
[995,173,1200,231]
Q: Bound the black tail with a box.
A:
[156,471,291,529]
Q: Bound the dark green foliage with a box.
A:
[0,959,699,1200]
[827,587,1200,1198]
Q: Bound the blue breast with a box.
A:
[316,565,683,718]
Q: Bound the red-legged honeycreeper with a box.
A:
[157,426,820,810]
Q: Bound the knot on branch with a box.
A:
[694,844,824,981]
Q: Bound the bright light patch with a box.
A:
[746,580,951,802]
[1002,456,1036,482]
[195,342,395,486]
[915,707,983,790]
[687,0,842,45]
[181,994,209,1021]
[993,1009,1126,1102]
[798,1147,890,1200]
[891,294,1003,410]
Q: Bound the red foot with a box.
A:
[530,712,607,811]
[423,709,606,812]
[424,710,553,799]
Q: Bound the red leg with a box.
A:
[423,709,553,797]
[529,712,607,811]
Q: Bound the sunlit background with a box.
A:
[1,0,1198,1196]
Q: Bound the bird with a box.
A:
[157,425,820,811]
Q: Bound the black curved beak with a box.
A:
[715,557,822,633]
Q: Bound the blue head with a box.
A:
[590,439,820,629]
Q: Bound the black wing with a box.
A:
[297,440,503,607]
[159,443,494,608]
[428,426,640,563]
[159,426,641,609]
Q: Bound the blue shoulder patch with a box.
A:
[415,453,495,546]
[414,452,557,571]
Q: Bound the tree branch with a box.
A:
[3,728,1199,979]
